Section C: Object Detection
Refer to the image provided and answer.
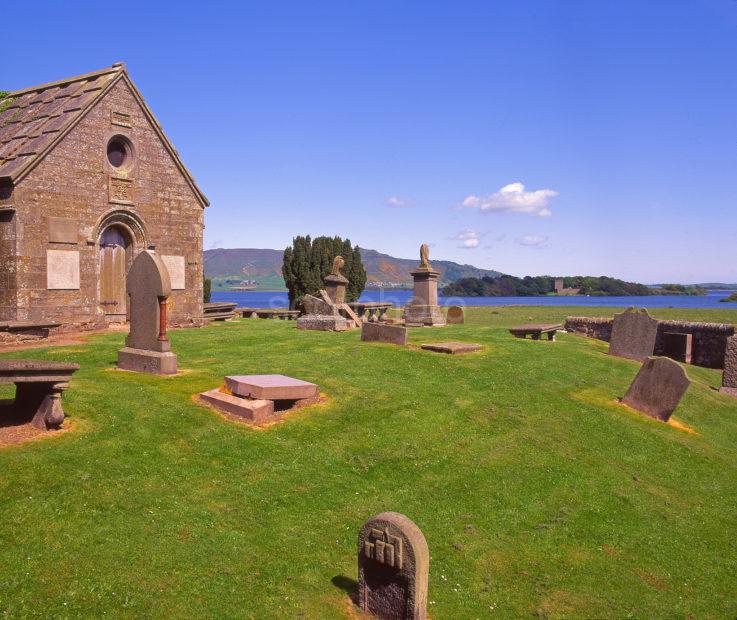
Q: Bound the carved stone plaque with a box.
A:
[47,250,80,289]
[161,255,185,290]
[109,177,133,205]
[111,111,132,127]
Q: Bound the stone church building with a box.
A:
[0,63,208,329]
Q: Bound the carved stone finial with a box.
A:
[419,244,431,269]
[331,255,345,277]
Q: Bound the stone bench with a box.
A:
[0,360,79,429]
[203,302,237,321]
[509,323,562,341]
[0,320,62,338]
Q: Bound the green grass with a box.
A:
[1,305,737,618]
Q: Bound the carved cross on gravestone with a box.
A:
[358,512,429,620]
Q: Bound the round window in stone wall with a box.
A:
[106,135,134,170]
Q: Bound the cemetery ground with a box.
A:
[1,306,737,618]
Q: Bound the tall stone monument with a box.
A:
[297,256,360,331]
[403,244,445,327]
[358,512,429,620]
[117,250,178,375]
[720,334,737,397]
[608,307,658,361]
[324,255,349,304]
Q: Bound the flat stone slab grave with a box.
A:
[199,389,274,423]
[361,322,408,346]
[420,342,483,355]
[0,360,79,430]
[225,374,318,401]
[509,324,562,341]
[622,357,690,422]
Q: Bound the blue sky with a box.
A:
[3,1,737,282]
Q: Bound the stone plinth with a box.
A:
[622,357,690,422]
[224,374,318,401]
[403,269,445,327]
[323,274,349,305]
[117,348,178,375]
[358,512,429,620]
[361,322,408,346]
[297,315,349,331]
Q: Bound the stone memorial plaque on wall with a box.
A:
[109,177,133,205]
[48,217,78,244]
[47,250,80,289]
[161,255,186,290]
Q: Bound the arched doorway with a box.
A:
[98,225,132,322]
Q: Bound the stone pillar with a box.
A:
[720,335,737,397]
[323,273,348,304]
[403,268,445,326]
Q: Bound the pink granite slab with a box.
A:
[224,374,318,400]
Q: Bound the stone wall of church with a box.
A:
[9,78,205,328]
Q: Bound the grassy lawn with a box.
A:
[1,305,737,618]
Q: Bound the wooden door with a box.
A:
[99,227,128,322]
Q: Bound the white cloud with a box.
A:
[515,234,549,247]
[455,229,480,249]
[386,196,410,208]
[460,182,558,217]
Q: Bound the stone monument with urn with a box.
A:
[117,250,178,375]
[403,244,446,326]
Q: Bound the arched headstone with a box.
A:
[117,250,178,374]
[622,357,690,421]
[447,306,465,324]
[358,512,429,620]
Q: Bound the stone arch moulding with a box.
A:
[93,208,147,250]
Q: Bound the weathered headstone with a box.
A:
[358,512,429,620]
[446,306,465,324]
[608,307,658,361]
[662,332,692,364]
[361,322,408,346]
[403,244,445,327]
[622,357,690,422]
[117,250,178,374]
[720,334,737,397]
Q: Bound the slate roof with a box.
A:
[0,63,208,207]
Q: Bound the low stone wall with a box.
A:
[565,316,735,369]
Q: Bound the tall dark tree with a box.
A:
[282,235,367,307]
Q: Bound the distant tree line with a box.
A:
[442,275,706,297]
[282,236,367,307]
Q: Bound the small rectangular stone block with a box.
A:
[117,347,178,375]
[361,322,408,346]
[421,342,483,355]
[199,388,274,422]
[224,374,318,401]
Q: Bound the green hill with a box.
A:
[203,247,503,290]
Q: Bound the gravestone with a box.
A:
[358,512,429,620]
[608,307,658,361]
[420,342,482,355]
[446,306,465,324]
[224,374,318,400]
[324,255,349,304]
[720,334,737,397]
[117,250,178,374]
[403,244,445,327]
[622,357,690,422]
[361,322,408,346]
[662,332,692,364]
